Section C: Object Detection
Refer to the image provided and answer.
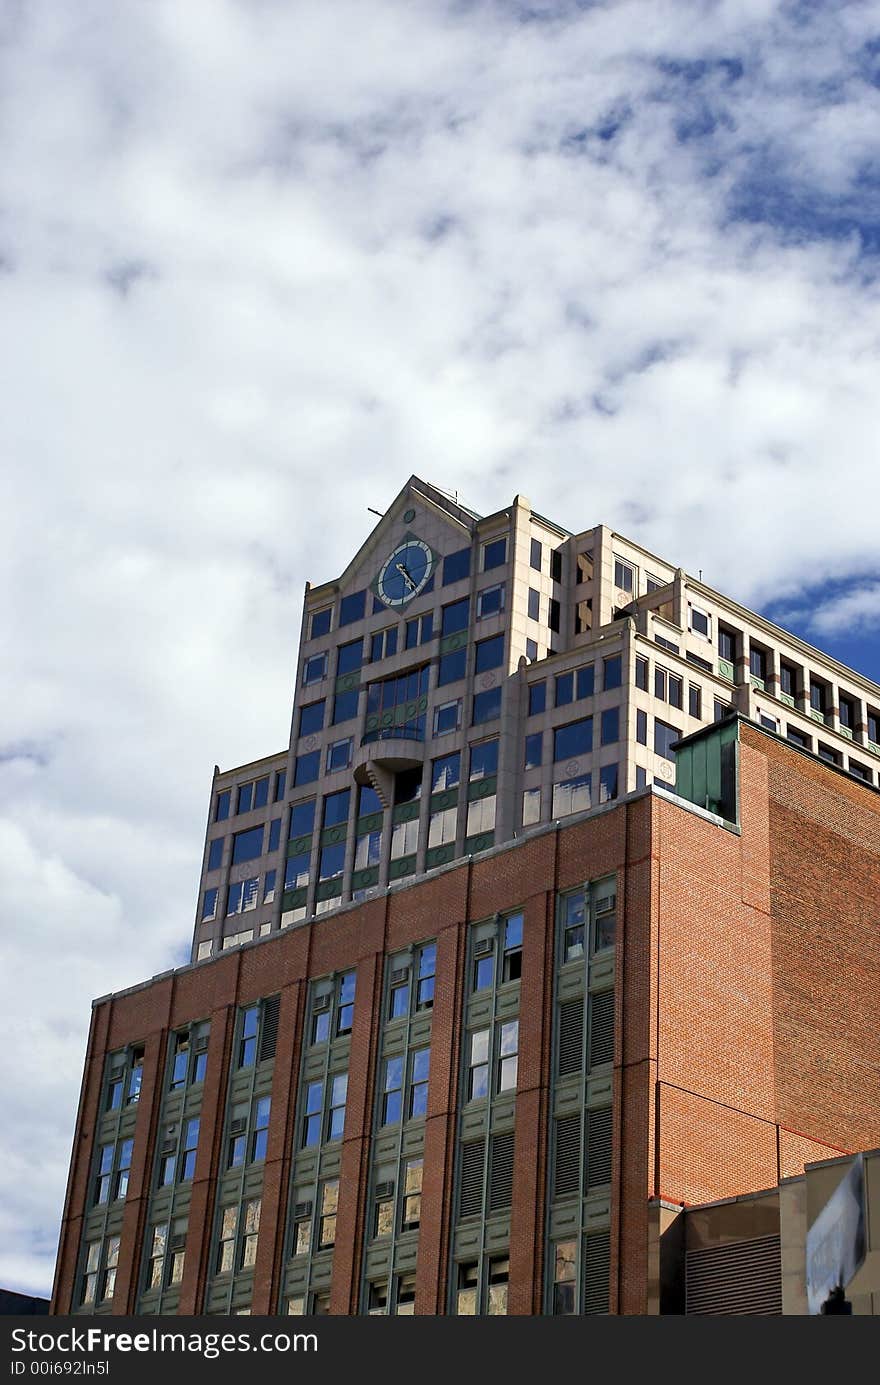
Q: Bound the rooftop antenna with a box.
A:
[367,507,384,518]
[699,569,703,581]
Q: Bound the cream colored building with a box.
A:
[190,477,880,961]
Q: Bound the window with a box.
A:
[548,597,560,633]
[326,737,352,773]
[522,787,541,825]
[502,912,523,982]
[654,719,679,761]
[849,760,872,782]
[409,1048,430,1117]
[328,1073,348,1139]
[302,1083,323,1147]
[207,837,223,872]
[603,655,622,690]
[405,612,433,649]
[303,652,328,686]
[526,638,538,661]
[635,707,648,746]
[524,732,542,769]
[318,842,344,881]
[530,537,542,571]
[689,684,702,719]
[528,681,546,715]
[780,662,797,698]
[432,751,460,791]
[274,770,286,801]
[402,1158,423,1231]
[298,700,324,737]
[237,778,268,813]
[390,816,419,859]
[332,687,359,724]
[552,1241,577,1314]
[232,826,263,865]
[457,1263,478,1316]
[127,1051,143,1104]
[787,726,809,749]
[577,550,593,583]
[473,687,502,724]
[718,626,736,663]
[528,587,540,621]
[686,651,713,673]
[561,891,585,961]
[309,607,332,640]
[497,1021,518,1091]
[114,1140,133,1200]
[443,548,471,585]
[554,718,592,761]
[839,694,856,730]
[289,799,316,839]
[483,537,507,570]
[226,877,258,915]
[285,852,309,891]
[468,1030,489,1099]
[600,707,619,745]
[370,626,398,662]
[337,971,356,1034]
[614,557,635,593]
[599,764,618,803]
[438,647,467,685]
[470,740,498,780]
[552,774,591,817]
[318,1180,338,1249]
[339,589,366,626]
[688,603,711,639]
[416,944,436,1009]
[381,1057,403,1125]
[215,790,231,822]
[869,711,880,744]
[322,788,350,828]
[180,1118,199,1181]
[354,828,382,870]
[750,646,767,683]
[94,1145,114,1205]
[294,750,320,786]
[574,598,592,635]
[714,698,732,722]
[428,803,456,847]
[201,887,218,921]
[434,699,461,736]
[442,597,470,635]
[238,1006,259,1068]
[654,666,683,709]
[475,633,505,673]
[337,639,363,675]
[810,679,827,714]
[759,712,780,731]
[817,742,841,765]
[550,549,563,582]
[477,584,505,619]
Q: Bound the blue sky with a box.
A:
[3,0,880,1297]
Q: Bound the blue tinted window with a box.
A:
[201,887,218,920]
[289,799,316,838]
[526,639,538,662]
[294,751,320,786]
[528,682,546,716]
[310,607,332,640]
[323,788,351,828]
[319,843,345,880]
[274,770,286,801]
[483,537,507,570]
[303,651,327,686]
[268,818,282,852]
[358,784,383,817]
[576,666,595,699]
[337,639,362,675]
[432,752,461,792]
[339,590,366,626]
[654,719,678,760]
[603,655,622,690]
[443,547,471,585]
[470,740,498,780]
[553,718,593,761]
[438,648,467,686]
[474,955,493,991]
[207,838,223,872]
[601,707,619,745]
[441,598,470,636]
[473,687,502,724]
[528,587,540,621]
[237,782,253,814]
[332,688,360,724]
[285,852,310,890]
[215,790,230,822]
[299,700,325,737]
[232,826,263,865]
[599,764,618,803]
[434,700,460,736]
[524,733,542,769]
[555,672,573,707]
[326,739,352,773]
[477,584,504,618]
[253,777,269,809]
[475,634,504,674]
[530,538,542,571]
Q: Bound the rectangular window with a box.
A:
[599,764,618,803]
[475,633,505,673]
[528,587,540,621]
[332,688,360,724]
[309,607,332,640]
[215,790,231,822]
[382,1057,403,1125]
[603,655,622,690]
[600,707,619,745]
[466,794,496,836]
[869,712,880,744]
[810,679,826,713]
[328,1072,348,1139]
[294,751,320,786]
[552,1241,577,1315]
[433,699,462,736]
[502,912,523,982]
[817,741,840,765]
[688,603,711,639]
[688,684,702,719]
[530,537,542,571]
[201,887,218,922]
[339,590,366,626]
[468,1030,489,1099]
[787,725,809,748]
[524,732,542,769]
[476,584,505,620]
[849,760,872,782]
[354,829,382,869]
[577,550,593,583]
[405,613,433,649]
[303,651,328,686]
[497,1020,518,1092]
[750,647,767,682]
[238,1006,259,1068]
[326,737,353,773]
[443,548,471,585]
[438,647,467,685]
[298,700,325,738]
[780,663,797,698]
[232,826,263,864]
[428,805,456,847]
[432,751,461,791]
[654,719,679,761]
[555,671,573,708]
[285,852,310,891]
[574,598,592,635]
[319,843,345,880]
[409,1048,430,1117]
[635,656,648,691]
[402,1158,423,1231]
[390,816,419,859]
[553,718,592,761]
[318,1180,338,1249]
[370,626,399,662]
[839,694,856,729]
[207,837,223,872]
[483,537,507,570]
[442,597,470,636]
[473,687,502,724]
[470,740,498,779]
[268,818,281,852]
[548,597,560,633]
[654,666,682,709]
[718,626,736,663]
[613,558,635,593]
[636,709,647,745]
[522,786,541,825]
[322,788,350,828]
[180,1118,200,1181]
[528,681,546,715]
[552,774,591,817]
[226,878,258,915]
[274,770,286,802]
[550,549,563,582]
[337,639,363,675]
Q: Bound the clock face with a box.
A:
[375,536,435,608]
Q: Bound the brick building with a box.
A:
[51,479,880,1314]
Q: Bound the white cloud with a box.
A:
[3,0,880,1295]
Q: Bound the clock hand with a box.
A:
[395,561,417,593]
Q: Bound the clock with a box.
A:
[373,534,436,608]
